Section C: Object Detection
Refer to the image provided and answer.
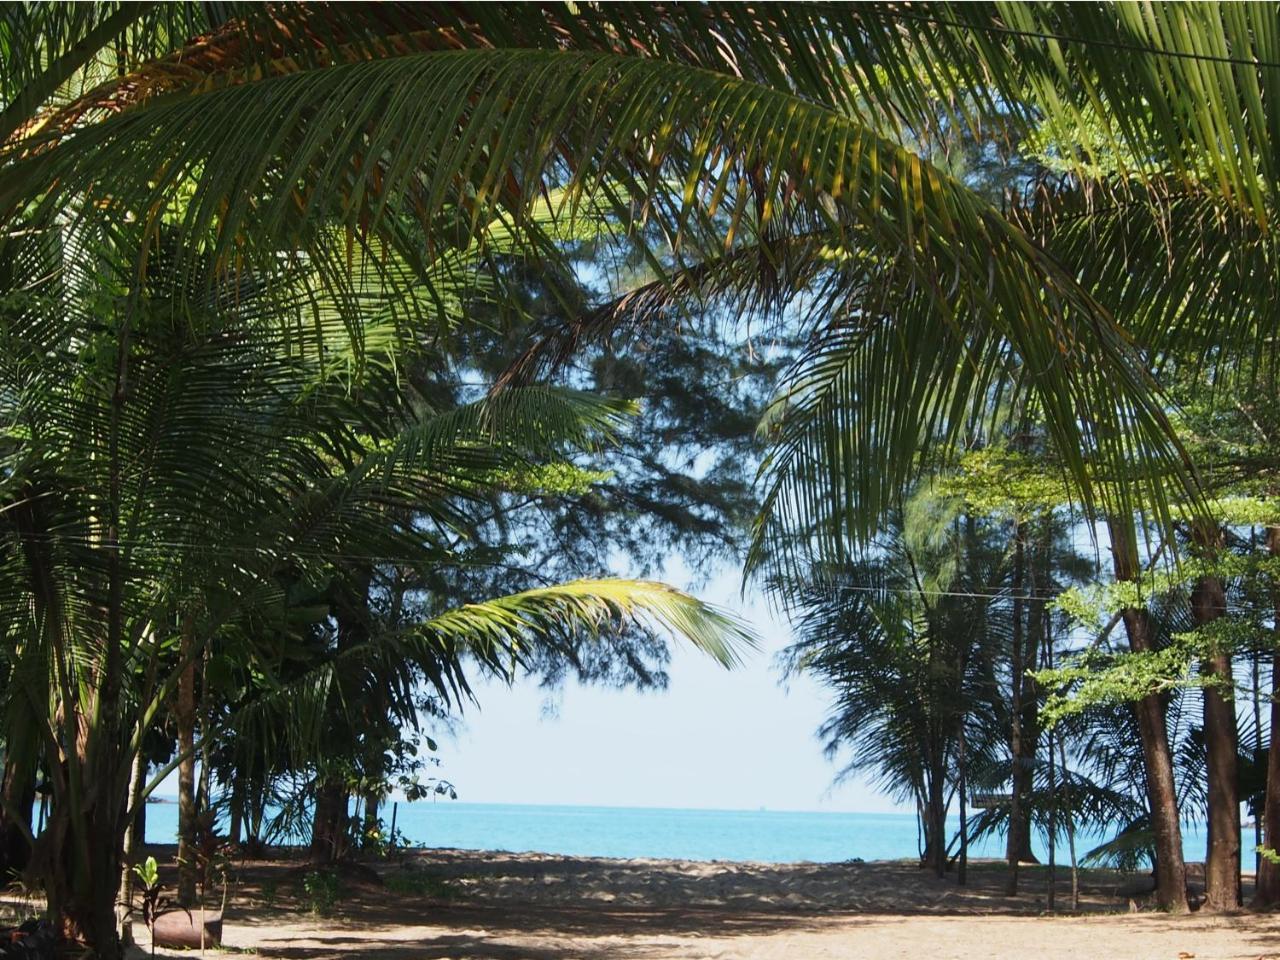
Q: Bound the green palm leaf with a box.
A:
[416,577,755,670]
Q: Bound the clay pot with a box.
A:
[151,910,223,950]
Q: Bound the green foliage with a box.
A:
[130,856,166,953]
[383,872,460,900]
[935,449,1070,519]
[485,463,613,497]
[259,879,279,908]
[7,0,1280,937]
[132,857,160,891]
[301,870,342,917]
[1037,643,1205,728]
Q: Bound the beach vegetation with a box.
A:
[1,1,1279,950]
[300,870,342,918]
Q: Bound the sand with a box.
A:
[131,849,1280,960]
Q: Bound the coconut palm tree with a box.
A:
[6,0,1280,936]
[0,205,755,948]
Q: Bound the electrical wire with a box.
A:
[883,8,1280,72]
[5,528,1275,613]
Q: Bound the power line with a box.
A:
[808,576,1267,614]
[4,529,473,569]
[16,529,1277,615]
[884,8,1280,73]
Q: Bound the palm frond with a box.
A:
[417,578,755,670]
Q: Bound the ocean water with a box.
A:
[142,799,1242,865]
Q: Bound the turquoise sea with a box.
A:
[142,799,1245,865]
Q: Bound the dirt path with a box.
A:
[140,849,1280,960]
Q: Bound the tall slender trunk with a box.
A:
[310,568,371,864]
[363,792,381,847]
[1044,614,1056,911]
[132,797,145,850]
[1015,522,1049,866]
[1253,643,1264,878]
[1059,737,1080,910]
[119,751,146,946]
[1122,609,1189,912]
[1110,518,1188,913]
[50,316,136,954]
[228,777,244,848]
[197,644,213,897]
[1254,525,1280,907]
[926,765,947,879]
[1006,523,1026,894]
[176,612,197,907]
[1193,524,1240,911]
[957,716,968,886]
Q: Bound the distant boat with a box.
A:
[145,796,176,805]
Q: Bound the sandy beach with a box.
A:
[130,849,1280,960]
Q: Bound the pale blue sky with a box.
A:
[436,561,909,814]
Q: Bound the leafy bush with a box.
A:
[384,872,459,900]
[301,870,342,917]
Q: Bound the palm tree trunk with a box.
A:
[1192,524,1240,911]
[1059,737,1080,910]
[1015,522,1049,866]
[119,750,146,946]
[1253,642,1264,878]
[1006,523,1027,894]
[1044,616,1056,911]
[57,322,136,954]
[926,766,947,879]
[0,752,36,880]
[56,709,131,957]
[176,612,198,907]
[310,777,350,864]
[228,778,244,848]
[957,716,968,886]
[363,791,381,848]
[1254,525,1280,907]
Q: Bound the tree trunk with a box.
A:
[1059,737,1080,910]
[1123,609,1190,912]
[1192,524,1240,911]
[925,770,947,878]
[59,834,125,958]
[310,777,350,864]
[308,569,370,864]
[176,612,198,907]
[1253,642,1265,878]
[958,716,968,886]
[1046,724,1057,911]
[1006,523,1027,894]
[119,751,146,946]
[1013,522,1049,867]
[1257,652,1280,907]
[1109,516,1188,913]
[363,791,380,848]
[228,778,243,848]
[1044,615,1056,911]
[132,798,145,850]
[0,752,36,880]
[48,714,131,958]
[1254,525,1280,908]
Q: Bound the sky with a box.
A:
[433,560,911,815]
